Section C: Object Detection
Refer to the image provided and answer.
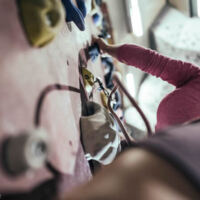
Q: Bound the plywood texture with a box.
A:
[0,0,104,194]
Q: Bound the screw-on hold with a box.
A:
[1,128,49,176]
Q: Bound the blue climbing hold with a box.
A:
[92,13,100,25]
[76,0,87,18]
[88,43,100,62]
[61,0,85,31]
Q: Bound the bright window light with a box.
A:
[129,0,143,37]
[126,73,136,97]
[197,0,200,17]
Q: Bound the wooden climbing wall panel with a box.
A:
[0,0,105,196]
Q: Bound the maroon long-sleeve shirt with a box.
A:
[117,44,200,131]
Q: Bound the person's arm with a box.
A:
[93,38,200,87]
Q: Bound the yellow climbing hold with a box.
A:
[18,0,66,47]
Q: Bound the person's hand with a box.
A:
[92,36,108,53]
[91,36,120,58]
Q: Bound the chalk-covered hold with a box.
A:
[80,101,120,165]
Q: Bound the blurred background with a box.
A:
[101,0,200,132]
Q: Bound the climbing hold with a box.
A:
[82,68,95,93]
[102,57,114,89]
[2,128,49,176]
[82,68,95,86]
[18,0,65,47]
[92,13,100,24]
[98,29,111,39]
[62,0,85,31]
[76,0,87,18]
[87,43,100,61]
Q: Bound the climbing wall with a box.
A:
[0,0,105,197]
